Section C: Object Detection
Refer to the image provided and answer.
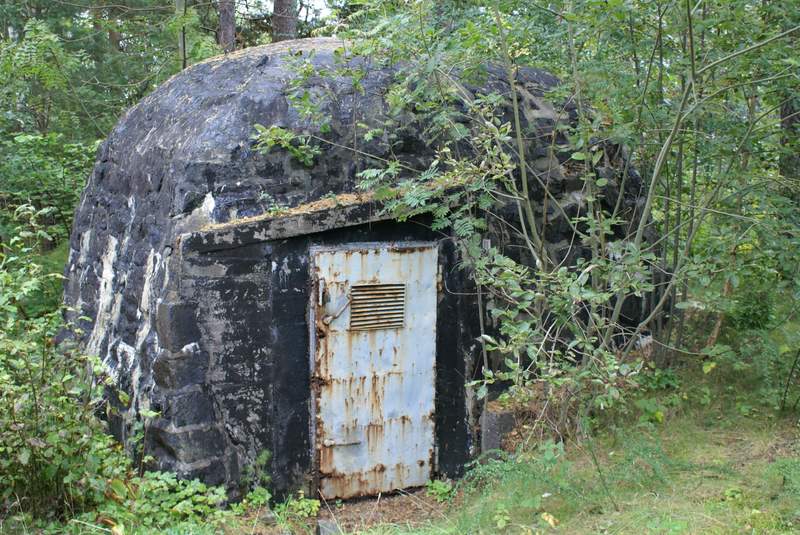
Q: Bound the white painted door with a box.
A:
[311,243,438,499]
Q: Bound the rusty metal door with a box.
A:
[310,243,438,499]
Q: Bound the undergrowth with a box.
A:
[0,212,270,534]
[360,362,800,535]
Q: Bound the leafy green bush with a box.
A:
[0,215,229,532]
[86,471,227,531]
[425,479,455,503]
[0,213,111,519]
[729,286,774,331]
[229,486,272,515]
[635,364,680,392]
[274,491,321,524]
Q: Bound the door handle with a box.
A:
[322,438,361,447]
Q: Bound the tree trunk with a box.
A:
[272,0,297,42]
[772,1,799,198]
[176,0,187,70]
[780,94,799,188]
[109,28,123,52]
[218,0,235,53]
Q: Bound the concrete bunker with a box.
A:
[63,37,645,498]
[174,198,481,499]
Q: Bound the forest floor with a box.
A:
[238,372,800,535]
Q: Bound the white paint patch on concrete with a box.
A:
[119,238,130,269]
[129,358,147,417]
[108,291,125,349]
[181,342,199,354]
[67,247,78,273]
[134,321,152,365]
[85,235,119,359]
[177,192,217,231]
[278,257,291,288]
[134,249,162,374]
[137,249,159,320]
[159,254,171,297]
[116,340,136,371]
[201,192,216,217]
[122,200,136,247]
[138,127,157,154]
[77,230,93,266]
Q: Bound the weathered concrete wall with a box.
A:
[147,240,274,487]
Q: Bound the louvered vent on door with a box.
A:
[349,283,406,331]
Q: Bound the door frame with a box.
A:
[307,241,439,497]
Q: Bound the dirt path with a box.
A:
[316,488,447,533]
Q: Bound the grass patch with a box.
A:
[358,378,800,534]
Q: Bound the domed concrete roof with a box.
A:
[64,36,569,365]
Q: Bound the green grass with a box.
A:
[360,376,800,535]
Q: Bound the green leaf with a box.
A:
[451,123,469,140]
[110,478,128,500]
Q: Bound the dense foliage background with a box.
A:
[0,1,798,533]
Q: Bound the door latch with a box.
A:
[322,294,351,325]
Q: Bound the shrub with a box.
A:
[0,214,114,519]
[0,213,229,532]
[425,479,455,502]
[274,491,321,526]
